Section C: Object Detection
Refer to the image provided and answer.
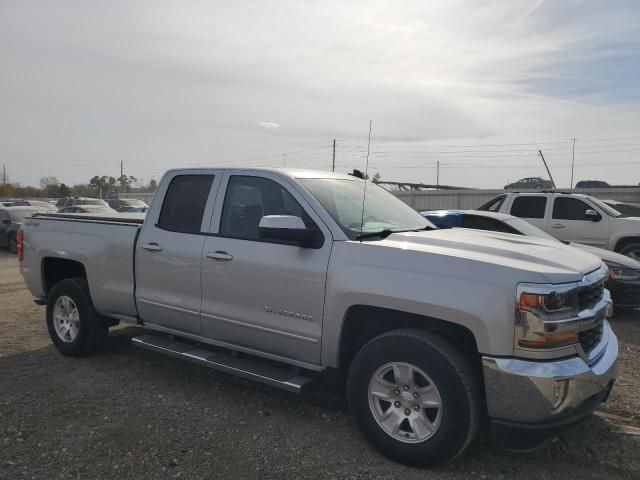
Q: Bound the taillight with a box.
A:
[17,228,24,261]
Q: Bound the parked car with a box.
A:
[504,177,554,190]
[422,209,640,308]
[19,168,617,466]
[107,198,149,212]
[0,198,30,207]
[575,180,610,189]
[602,199,640,217]
[0,206,45,253]
[24,200,58,213]
[55,197,109,209]
[478,192,640,259]
[58,205,117,214]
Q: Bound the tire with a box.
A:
[7,233,17,254]
[46,278,108,357]
[618,242,640,262]
[347,329,481,466]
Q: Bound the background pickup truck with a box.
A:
[479,191,640,259]
[19,168,618,466]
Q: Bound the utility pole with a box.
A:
[538,150,556,188]
[120,160,124,192]
[332,139,336,172]
[570,138,576,190]
[2,164,5,186]
[436,160,440,187]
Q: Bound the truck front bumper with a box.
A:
[482,321,618,451]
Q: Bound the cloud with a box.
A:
[259,122,280,129]
[0,0,639,188]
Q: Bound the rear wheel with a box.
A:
[46,278,108,356]
[618,242,640,261]
[7,234,17,254]
[347,329,480,466]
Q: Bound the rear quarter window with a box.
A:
[157,175,214,233]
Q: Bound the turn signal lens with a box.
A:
[517,331,578,349]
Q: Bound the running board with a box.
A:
[131,334,312,394]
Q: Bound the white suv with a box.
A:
[479,191,640,259]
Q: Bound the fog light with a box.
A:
[552,379,570,411]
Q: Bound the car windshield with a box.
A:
[605,201,640,217]
[300,178,434,240]
[503,217,559,242]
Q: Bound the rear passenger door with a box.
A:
[508,195,549,231]
[550,197,610,247]
[199,172,333,365]
[135,172,222,334]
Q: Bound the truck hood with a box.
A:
[375,228,603,284]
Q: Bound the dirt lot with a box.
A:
[1,251,639,479]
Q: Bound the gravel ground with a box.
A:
[1,250,639,479]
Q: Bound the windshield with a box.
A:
[504,217,559,242]
[300,178,434,240]
[606,201,640,217]
[590,197,623,217]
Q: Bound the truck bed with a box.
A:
[21,213,143,321]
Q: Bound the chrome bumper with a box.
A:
[482,321,618,424]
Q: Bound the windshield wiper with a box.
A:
[356,226,434,240]
[356,229,394,240]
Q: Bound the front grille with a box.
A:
[579,322,604,354]
[578,279,604,310]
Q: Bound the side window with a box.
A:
[477,194,506,212]
[157,175,214,233]
[461,215,517,234]
[552,198,592,220]
[510,196,546,219]
[220,176,313,241]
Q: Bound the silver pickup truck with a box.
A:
[19,168,617,466]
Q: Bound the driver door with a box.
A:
[199,172,333,365]
[549,197,610,247]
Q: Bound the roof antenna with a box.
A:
[359,120,373,242]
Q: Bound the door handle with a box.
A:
[207,251,233,261]
[141,243,163,252]
[551,224,566,229]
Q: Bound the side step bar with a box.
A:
[131,334,312,394]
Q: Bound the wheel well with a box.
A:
[614,236,640,253]
[338,305,480,372]
[42,257,87,295]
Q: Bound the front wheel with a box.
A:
[347,329,481,466]
[46,278,108,356]
[618,242,640,261]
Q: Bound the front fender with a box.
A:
[320,242,519,367]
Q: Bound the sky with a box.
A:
[1,0,640,189]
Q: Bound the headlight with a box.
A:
[515,283,579,350]
[605,262,640,281]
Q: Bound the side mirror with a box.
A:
[585,209,602,222]
[0,218,10,224]
[259,215,319,247]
